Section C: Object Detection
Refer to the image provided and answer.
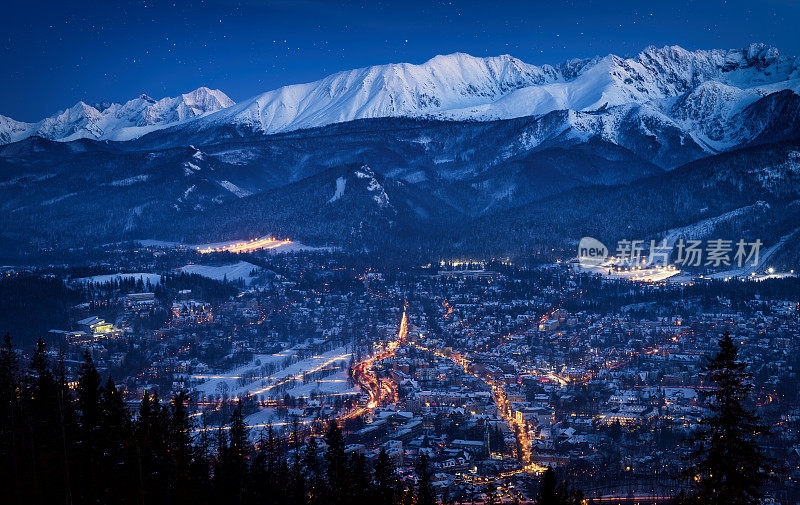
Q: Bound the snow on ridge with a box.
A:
[0,87,236,145]
[660,201,771,246]
[2,44,798,145]
[41,192,78,205]
[219,180,252,198]
[0,114,35,144]
[199,43,799,138]
[355,168,391,208]
[107,174,150,186]
[183,161,201,175]
[328,176,347,203]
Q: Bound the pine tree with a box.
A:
[535,467,582,505]
[28,338,65,503]
[536,467,560,505]
[324,420,348,504]
[485,483,498,505]
[77,350,102,428]
[250,423,285,505]
[99,377,131,503]
[0,334,18,403]
[229,402,249,463]
[216,402,249,504]
[29,338,61,441]
[304,436,323,505]
[170,391,193,504]
[76,350,103,504]
[348,452,370,505]
[0,334,22,504]
[373,447,397,505]
[54,351,76,505]
[416,453,435,505]
[187,418,212,505]
[266,423,281,483]
[0,336,411,505]
[249,431,270,504]
[290,418,307,505]
[681,333,772,505]
[136,390,172,504]
[275,440,291,505]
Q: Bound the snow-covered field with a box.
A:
[179,261,261,285]
[136,237,329,254]
[191,345,355,400]
[244,408,282,429]
[73,272,162,285]
[218,180,252,198]
[282,368,357,398]
[266,241,335,254]
[573,263,681,282]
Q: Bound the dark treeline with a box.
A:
[0,334,441,505]
[0,274,83,348]
[84,272,241,303]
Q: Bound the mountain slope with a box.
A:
[0,115,665,228]
[466,140,800,258]
[1,135,799,262]
[163,164,464,248]
[170,140,800,258]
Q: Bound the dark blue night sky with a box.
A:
[3,0,799,121]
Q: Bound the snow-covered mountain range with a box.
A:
[1,44,798,151]
[204,43,798,135]
[2,43,800,260]
[206,43,799,153]
[0,87,234,144]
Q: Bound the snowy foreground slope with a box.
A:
[1,43,798,148]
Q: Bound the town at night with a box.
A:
[1,1,799,504]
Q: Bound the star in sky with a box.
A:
[0,0,797,121]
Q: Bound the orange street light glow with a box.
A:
[198,236,292,254]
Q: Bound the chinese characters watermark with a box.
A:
[578,237,763,269]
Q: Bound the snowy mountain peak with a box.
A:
[92,100,117,113]
[744,42,780,65]
[182,43,798,139]
[202,51,565,135]
[0,114,34,145]
[1,44,798,146]
[181,87,235,109]
[0,87,236,144]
